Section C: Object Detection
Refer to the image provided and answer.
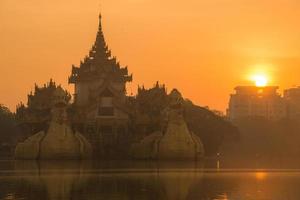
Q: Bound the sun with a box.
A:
[251,74,268,87]
[247,63,273,87]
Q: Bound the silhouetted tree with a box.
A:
[226,118,300,158]
[0,104,19,157]
[184,101,239,156]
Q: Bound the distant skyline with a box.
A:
[1,0,300,111]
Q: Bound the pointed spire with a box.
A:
[88,13,111,63]
[69,13,131,84]
[98,13,102,31]
[95,13,104,41]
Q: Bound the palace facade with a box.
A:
[68,15,133,157]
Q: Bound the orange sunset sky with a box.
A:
[1,0,300,112]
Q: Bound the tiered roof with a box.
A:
[69,14,132,84]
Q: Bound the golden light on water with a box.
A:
[255,172,267,180]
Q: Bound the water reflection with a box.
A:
[12,161,90,200]
[1,160,300,199]
[0,161,208,200]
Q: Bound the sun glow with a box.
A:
[247,64,273,87]
[251,74,269,87]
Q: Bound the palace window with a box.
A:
[99,125,114,145]
[100,97,113,107]
[98,88,114,116]
[99,125,113,134]
[98,106,114,116]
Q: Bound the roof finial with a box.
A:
[99,1,102,20]
[98,1,102,30]
[98,12,102,31]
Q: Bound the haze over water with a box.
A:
[2,160,300,200]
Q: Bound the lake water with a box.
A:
[1,160,300,200]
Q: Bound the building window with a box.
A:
[99,125,114,145]
[100,97,113,107]
[98,93,114,116]
[98,107,114,116]
[99,125,113,134]
[86,125,95,134]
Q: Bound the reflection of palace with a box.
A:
[68,14,132,157]
[12,161,89,200]
[10,161,207,200]
[3,160,300,200]
[227,86,300,121]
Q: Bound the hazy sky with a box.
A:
[1,0,300,111]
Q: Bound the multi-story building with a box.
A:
[284,87,300,120]
[227,86,286,121]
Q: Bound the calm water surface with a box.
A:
[1,160,300,200]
